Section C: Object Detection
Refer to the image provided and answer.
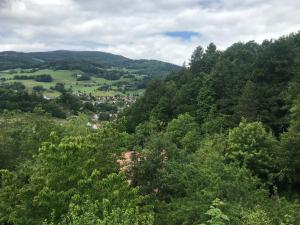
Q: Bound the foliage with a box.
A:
[124,33,300,135]
[0,124,141,224]
[241,206,272,225]
[200,198,229,225]
[278,98,300,185]
[44,174,154,225]
[226,120,278,181]
[0,109,62,170]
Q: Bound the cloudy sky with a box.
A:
[0,0,300,65]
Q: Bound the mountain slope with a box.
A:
[123,33,300,134]
[0,50,180,76]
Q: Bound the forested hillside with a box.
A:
[0,50,180,76]
[1,32,300,225]
[124,35,300,135]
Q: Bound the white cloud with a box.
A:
[0,0,300,65]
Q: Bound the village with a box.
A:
[76,92,138,126]
[77,92,137,106]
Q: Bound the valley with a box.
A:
[0,68,146,98]
[0,51,180,120]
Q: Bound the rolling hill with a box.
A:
[0,50,180,77]
[0,50,181,97]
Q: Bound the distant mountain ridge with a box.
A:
[0,50,181,76]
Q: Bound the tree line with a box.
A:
[14,74,53,82]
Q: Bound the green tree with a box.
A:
[165,113,199,153]
[131,134,177,195]
[190,46,204,67]
[241,207,272,225]
[279,98,300,184]
[0,125,132,224]
[58,91,81,114]
[0,109,61,170]
[196,73,216,123]
[154,136,269,225]
[226,120,278,181]
[200,198,229,225]
[134,118,162,148]
[44,174,154,225]
[235,80,259,122]
[190,43,219,74]
[150,81,176,122]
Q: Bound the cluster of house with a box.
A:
[79,94,138,124]
[96,95,136,106]
[77,92,137,106]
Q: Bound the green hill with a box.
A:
[0,50,180,76]
[0,50,180,96]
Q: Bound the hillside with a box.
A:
[118,32,300,223]
[0,50,180,98]
[1,32,300,225]
[0,50,180,76]
[123,34,300,135]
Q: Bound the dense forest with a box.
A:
[1,32,300,225]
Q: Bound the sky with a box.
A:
[0,0,300,65]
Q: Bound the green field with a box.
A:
[0,68,145,97]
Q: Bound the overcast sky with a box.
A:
[0,0,300,65]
